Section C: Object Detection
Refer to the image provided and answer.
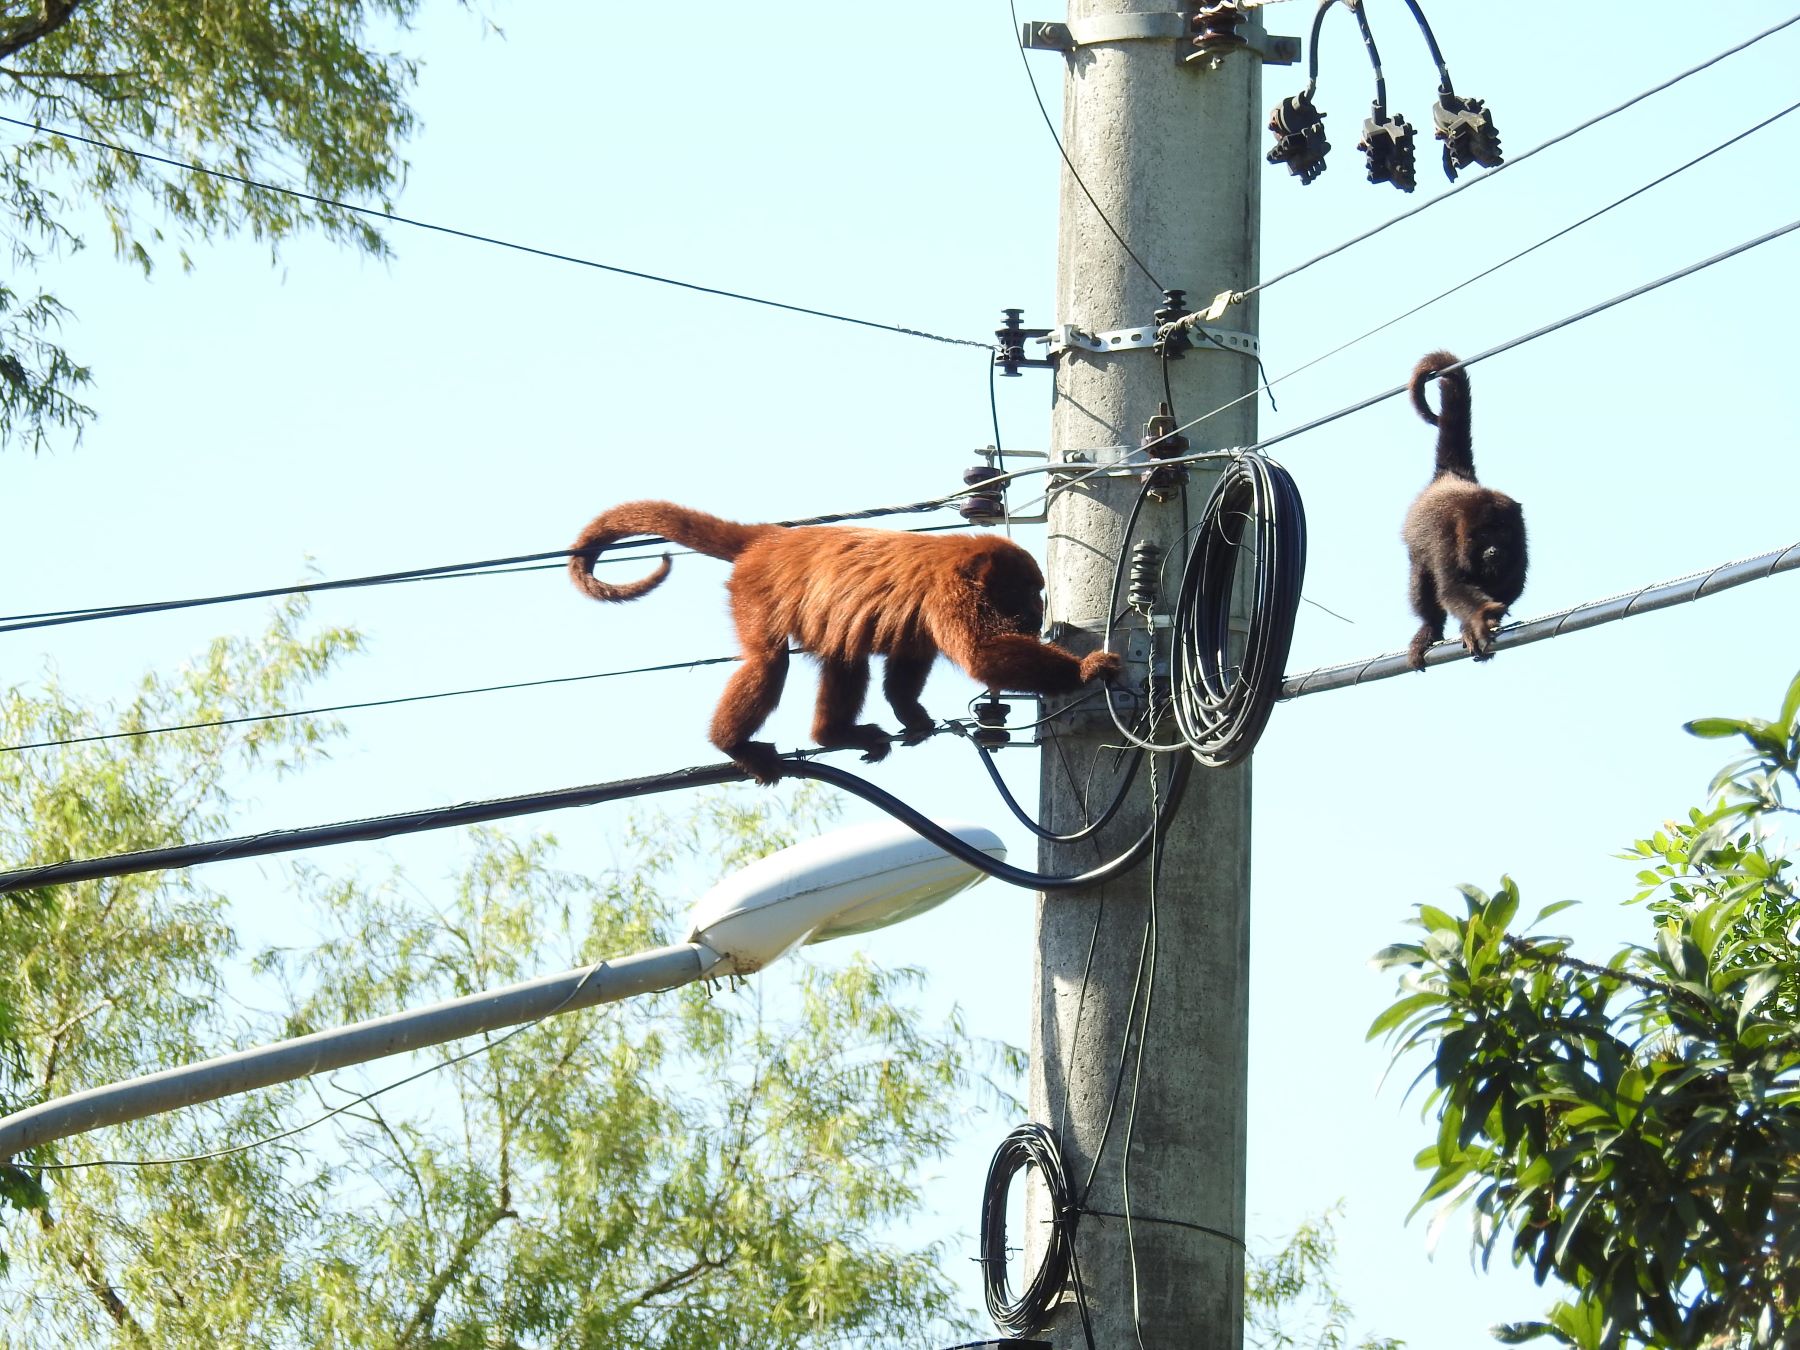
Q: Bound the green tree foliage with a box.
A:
[0,610,986,1346]
[1246,1207,1403,1350]
[1371,670,1800,1349]
[0,0,437,451]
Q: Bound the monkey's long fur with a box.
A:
[570,501,1121,782]
[1402,351,1527,670]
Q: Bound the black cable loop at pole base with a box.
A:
[980,1122,1081,1340]
[0,750,1190,898]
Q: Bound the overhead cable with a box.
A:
[0,501,964,636]
[1174,95,1800,437]
[0,749,1192,898]
[1281,540,1800,699]
[1239,8,1800,300]
[1006,0,1165,293]
[1063,211,1800,493]
[0,116,993,352]
[0,654,742,755]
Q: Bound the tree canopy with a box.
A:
[0,605,986,1346]
[0,0,434,451]
[1372,670,1800,1349]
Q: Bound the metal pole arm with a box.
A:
[0,942,717,1160]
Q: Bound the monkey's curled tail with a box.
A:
[1409,350,1476,481]
[568,500,774,602]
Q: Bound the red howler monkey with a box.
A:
[1402,351,1528,670]
[569,502,1122,783]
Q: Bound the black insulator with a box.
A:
[1153,287,1192,360]
[960,464,1007,526]
[994,307,1053,377]
[1190,2,1249,56]
[1268,92,1329,184]
[971,697,1012,750]
[1140,401,1189,503]
[1128,540,1162,612]
[1431,93,1502,180]
[1360,112,1418,191]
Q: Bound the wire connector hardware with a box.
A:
[1432,91,1503,179]
[994,308,1054,377]
[1140,402,1190,503]
[1267,91,1330,183]
[1050,319,1258,359]
[1360,110,1418,191]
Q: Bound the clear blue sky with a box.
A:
[4,1,1798,1343]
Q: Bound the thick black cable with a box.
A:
[1006,0,1164,293]
[1397,0,1453,89]
[0,116,992,352]
[975,740,1142,844]
[980,1122,1081,1340]
[0,749,1191,897]
[1241,8,1800,299]
[0,654,742,755]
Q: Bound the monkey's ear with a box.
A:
[958,552,996,583]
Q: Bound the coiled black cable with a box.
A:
[1100,455,1306,766]
[1171,453,1306,766]
[980,1122,1088,1342]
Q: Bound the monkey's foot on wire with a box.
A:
[1407,622,1442,670]
[724,740,785,785]
[897,718,937,747]
[814,722,894,764]
[1460,605,1505,660]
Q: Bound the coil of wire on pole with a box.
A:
[1170,452,1307,767]
[979,1122,1082,1340]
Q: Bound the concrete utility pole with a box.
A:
[1027,4,1267,1346]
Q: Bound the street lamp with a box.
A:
[0,817,1005,1160]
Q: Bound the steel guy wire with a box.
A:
[0,115,994,353]
[1236,7,1800,301]
[1280,540,1800,699]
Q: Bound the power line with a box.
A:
[1169,94,1800,437]
[0,746,1194,898]
[0,500,966,636]
[1239,8,1800,300]
[1006,0,1165,293]
[0,654,742,755]
[0,114,993,353]
[1280,540,1800,699]
[1062,210,1800,492]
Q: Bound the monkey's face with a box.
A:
[1472,497,1528,601]
[968,546,1047,635]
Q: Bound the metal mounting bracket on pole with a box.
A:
[1049,322,1259,359]
[1022,14,1299,64]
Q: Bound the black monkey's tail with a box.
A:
[1409,350,1475,481]
[569,500,775,602]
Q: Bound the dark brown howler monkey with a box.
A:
[1402,351,1527,670]
[569,502,1122,783]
